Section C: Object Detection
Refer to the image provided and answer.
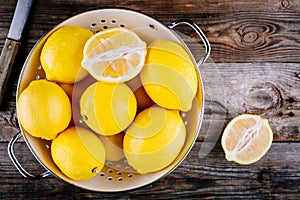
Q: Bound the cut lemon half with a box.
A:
[221,114,273,165]
[82,28,147,83]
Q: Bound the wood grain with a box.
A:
[0,0,299,198]
[1,0,300,63]
[1,63,299,142]
[0,142,299,199]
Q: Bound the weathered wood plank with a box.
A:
[1,63,299,142]
[1,0,300,63]
[199,63,300,142]
[0,141,299,199]
[0,0,299,199]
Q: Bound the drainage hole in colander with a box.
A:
[108,169,113,173]
[124,166,131,171]
[103,26,108,30]
[36,75,40,80]
[120,24,125,28]
[111,19,117,24]
[128,174,133,178]
[90,23,97,28]
[37,65,42,70]
[117,171,122,175]
[107,161,112,166]
[92,167,99,174]
[116,164,121,169]
[100,19,106,23]
[149,24,157,30]
[118,177,123,181]
[184,121,188,126]
[99,172,105,177]
[107,177,113,181]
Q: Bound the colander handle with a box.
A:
[168,19,211,68]
[8,132,51,180]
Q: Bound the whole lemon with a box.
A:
[17,80,71,140]
[124,106,186,174]
[40,26,93,84]
[140,39,198,112]
[80,82,137,136]
[51,126,106,180]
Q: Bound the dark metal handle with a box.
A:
[168,19,211,68]
[8,132,51,180]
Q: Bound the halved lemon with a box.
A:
[221,114,273,165]
[82,28,147,83]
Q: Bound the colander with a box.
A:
[8,8,210,192]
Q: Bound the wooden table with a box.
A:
[1,0,299,199]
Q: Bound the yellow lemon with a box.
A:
[40,26,93,84]
[82,28,147,83]
[17,80,71,140]
[80,81,137,136]
[51,126,106,180]
[140,39,198,112]
[98,132,125,162]
[124,106,186,174]
[221,114,273,165]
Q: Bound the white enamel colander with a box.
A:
[8,8,210,192]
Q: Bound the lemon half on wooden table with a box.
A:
[221,114,273,165]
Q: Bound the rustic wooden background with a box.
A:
[0,0,299,199]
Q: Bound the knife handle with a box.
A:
[0,39,21,105]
